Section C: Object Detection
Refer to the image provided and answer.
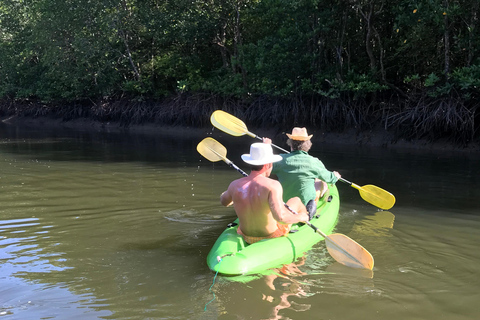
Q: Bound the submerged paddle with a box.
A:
[197,137,374,270]
[210,110,396,210]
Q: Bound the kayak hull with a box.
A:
[207,184,340,275]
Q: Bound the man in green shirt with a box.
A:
[266,127,341,219]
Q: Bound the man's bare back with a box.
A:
[221,166,308,238]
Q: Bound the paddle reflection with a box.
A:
[325,262,374,279]
[350,211,395,236]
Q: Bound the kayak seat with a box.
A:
[311,195,334,219]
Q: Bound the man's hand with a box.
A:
[300,212,309,223]
[334,171,341,179]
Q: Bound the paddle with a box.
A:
[197,137,374,270]
[196,136,246,177]
[210,110,289,153]
[339,178,395,210]
[210,110,396,210]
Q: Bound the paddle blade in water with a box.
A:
[358,184,396,210]
[325,233,374,270]
[196,137,227,162]
[210,110,251,137]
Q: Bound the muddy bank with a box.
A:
[2,113,479,153]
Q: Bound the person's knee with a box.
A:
[286,196,302,206]
[286,197,307,214]
[315,180,328,199]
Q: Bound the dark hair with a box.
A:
[250,164,264,171]
[286,139,312,152]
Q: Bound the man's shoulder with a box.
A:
[284,151,317,161]
[229,176,247,187]
[253,174,279,184]
[264,176,282,189]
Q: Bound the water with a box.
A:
[0,122,479,320]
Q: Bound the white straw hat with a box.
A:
[241,143,282,166]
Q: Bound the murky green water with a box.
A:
[0,122,479,320]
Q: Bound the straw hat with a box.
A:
[286,127,313,141]
[241,143,282,166]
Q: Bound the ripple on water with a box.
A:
[163,208,229,224]
[0,217,71,277]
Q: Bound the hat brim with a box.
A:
[241,154,282,166]
[286,134,313,141]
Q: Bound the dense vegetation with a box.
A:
[0,0,478,145]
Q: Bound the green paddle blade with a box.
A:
[210,110,255,137]
[196,137,227,162]
[357,184,396,210]
[325,233,374,270]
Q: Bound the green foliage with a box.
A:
[0,0,479,102]
[451,65,480,92]
[316,72,388,99]
[425,64,480,99]
[424,73,441,87]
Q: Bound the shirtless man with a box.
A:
[220,143,309,244]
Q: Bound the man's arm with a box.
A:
[268,181,308,224]
[313,158,341,183]
[220,189,233,207]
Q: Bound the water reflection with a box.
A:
[206,258,311,320]
[209,253,378,319]
[1,121,480,319]
[261,257,311,319]
[0,125,218,318]
[0,216,112,318]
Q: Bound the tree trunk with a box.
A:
[215,20,229,69]
[467,1,479,66]
[364,4,376,72]
[233,0,248,91]
[119,0,140,81]
[443,0,450,78]
[119,29,141,81]
[336,10,348,80]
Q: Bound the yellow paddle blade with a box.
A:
[325,233,374,270]
[196,137,227,162]
[355,184,396,210]
[210,110,255,138]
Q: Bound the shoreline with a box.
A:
[2,114,479,153]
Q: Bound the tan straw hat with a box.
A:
[286,127,313,141]
[241,143,282,166]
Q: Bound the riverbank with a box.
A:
[2,113,479,153]
[1,94,478,153]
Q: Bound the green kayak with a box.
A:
[206,183,340,276]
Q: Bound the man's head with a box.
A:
[241,143,282,171]
[286,127,312,152]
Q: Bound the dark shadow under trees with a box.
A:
[1,92,477,148]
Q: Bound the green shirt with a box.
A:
[271,150,338,204]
